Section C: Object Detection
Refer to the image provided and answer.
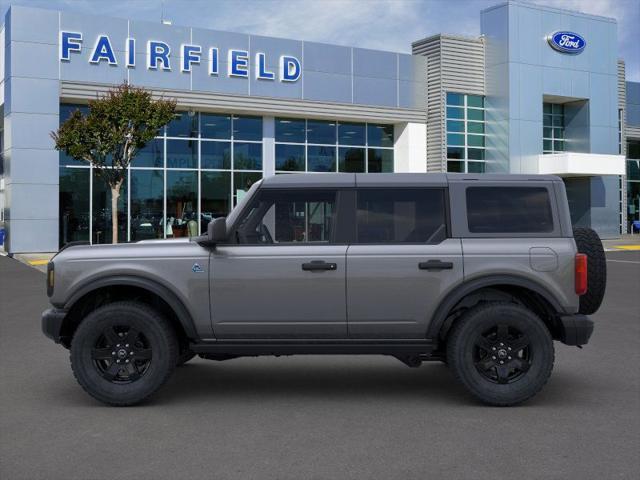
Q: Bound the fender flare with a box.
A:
[62,275,198,339]
[426,274,567,339]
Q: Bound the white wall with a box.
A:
[394,122,427,173]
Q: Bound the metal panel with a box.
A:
[60,80,427,123]
[412,34,485,172]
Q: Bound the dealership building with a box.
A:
[0,1,639,252]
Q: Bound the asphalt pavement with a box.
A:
[0,251,639,480]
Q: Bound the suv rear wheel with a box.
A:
[70,301,178,406]
[446,302,554,406]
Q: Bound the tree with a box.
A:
[52,83,176,244]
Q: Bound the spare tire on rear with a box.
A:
[573,227,606,315]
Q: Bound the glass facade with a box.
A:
[58,104,263,246]
[445,92,486,173]
[274,118,394,173]
[627,140,640,231]
[543,103,565,154]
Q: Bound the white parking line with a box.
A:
[606,259,640,264]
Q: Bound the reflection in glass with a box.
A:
[276,118,306,143]
[308,145,336,172]
[135,138,164,168]
[233,115,262,141]
[234,142,262,170]
[276,144,305,171]
[367,124,394,147]
[201,113,231,139]
[447,161,464,172]
[338,122,366,146]
[338,147,365,172]
[234,172,262,205]
[368,149,394,173]
[167,139,197,169]
[201,171,231,232]
[201,141,231,169]
[166,171,198,238]
[59,167,90,247]
[167,111,198,138]
[130,169,164,240]
[92,169,127,244]
[307,120,336,144]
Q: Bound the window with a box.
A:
[446,93,486,173]
[627,140,640,231]
[57,105,264,245]
[356,189,447,244]
[543,103,565,154]
[235,190,336,244]
[275,117,394,173]
[466,187,554,234]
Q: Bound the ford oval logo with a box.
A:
[547,31,586,54]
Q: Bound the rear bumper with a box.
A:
[558,314,594,346]
[41,308,68,344]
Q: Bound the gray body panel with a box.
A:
[346,240,463,338]
[210,245,348,338]
[50,239,213,338]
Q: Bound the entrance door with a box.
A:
[346,187,463,338]
[211,188,347,339]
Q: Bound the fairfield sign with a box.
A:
[59,31,302,82]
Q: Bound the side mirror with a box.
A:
[208,217,227,244]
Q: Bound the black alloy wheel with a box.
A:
[70,301,177,406]
[473,324,531,384]
[446,302,554,406]
[91,325,152,383]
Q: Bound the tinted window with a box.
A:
[466,187,554,233]
[236,190,336,244]
[356,189,447,244]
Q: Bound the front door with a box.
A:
[210,188,347,338]
[346,187,464,338]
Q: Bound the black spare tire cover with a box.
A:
[573,227,606,315]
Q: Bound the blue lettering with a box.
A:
[209,48,219,75]
[229,50,249,77]
[280,56,301,82]
[90,35,117,65]
[60,31,82,61]
[181,44,201,72]
[126,38,135,67]
[256,53,275,80]
[148,41,171,70]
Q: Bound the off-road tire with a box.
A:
[447,302,554,406]
[70,301,178,406]
[573,227,606,315]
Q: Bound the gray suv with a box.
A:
[42,173,606,406]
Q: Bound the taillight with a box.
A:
[575,253,587,296]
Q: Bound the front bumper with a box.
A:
[558,314,594,346]
[41,308,68,344]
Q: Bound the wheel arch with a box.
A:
[428,275,566,341]
[59,276,198,348]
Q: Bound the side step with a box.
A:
[190,339,438,358]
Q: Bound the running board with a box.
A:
[190,339,438,357]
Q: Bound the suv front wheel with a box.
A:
[70,301,178,406]
[446,302,554,406]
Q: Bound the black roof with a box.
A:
[260,173,560,188]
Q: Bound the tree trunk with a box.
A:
[110,181,123,244]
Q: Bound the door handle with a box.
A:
[418,260,454,271]
[302,260,337,272]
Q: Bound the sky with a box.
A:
[1,0,638,80]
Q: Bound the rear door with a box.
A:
[346,187,463,338]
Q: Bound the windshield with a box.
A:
[224,179,263,230]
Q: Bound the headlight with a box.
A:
[47,262,54,297]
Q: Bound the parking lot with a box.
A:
[1,251,638,480]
